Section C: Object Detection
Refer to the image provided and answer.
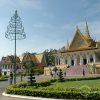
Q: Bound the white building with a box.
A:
[0,55,21,76]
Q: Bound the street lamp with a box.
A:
[5,10,26,84]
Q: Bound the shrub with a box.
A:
[5,76,100,99]
[58,69,64,82]
[0,76,8,81]
[64,76,100,81]
[6,85,100,99]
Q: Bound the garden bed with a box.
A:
[6,76,100,99]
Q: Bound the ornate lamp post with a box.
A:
[5,10,26,84]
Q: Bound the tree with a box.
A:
[43,49,58,66]
[5,10,26,84]
[58,69,64,82]
[23,60,36,85]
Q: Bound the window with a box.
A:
[71,60,74,66]
[90,55,93,62]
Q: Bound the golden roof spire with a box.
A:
[76,25,80,31]
[66,41,69,50]
[85,20,91,39]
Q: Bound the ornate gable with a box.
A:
[69,27,89,50]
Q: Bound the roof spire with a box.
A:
[76,25,81,32]
[85,20,91,39]
[66,41,69,50]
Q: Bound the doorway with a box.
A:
[83,58,87,65]
[71,60,74,66]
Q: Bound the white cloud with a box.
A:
[43,12,55,19]
[83,0,100,17]
[0,0,43,10]
[61,20,100,41]
[33,22,52,28]
[16,0,42,9]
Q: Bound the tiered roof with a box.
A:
[65,21,100,52]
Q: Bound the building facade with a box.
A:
[55,22,100,67]
[22,53,47,73]
[44,21,100,75]
[0,55,22,75]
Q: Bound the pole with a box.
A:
[5,10,26,84]
[14,11,17,84]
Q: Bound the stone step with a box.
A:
[65,65,90,76]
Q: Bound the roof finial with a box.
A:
[76,25,80,32]
[66,41,69,50]
[85,20,91,39]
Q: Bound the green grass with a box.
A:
[47,79,100,89]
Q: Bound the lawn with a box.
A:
[46,79,100,89]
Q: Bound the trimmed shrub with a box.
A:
[58,69,64,82]
[6,85,100,99]
[5,76,100,99]
[64,76,100,81]
[0,76,8,81]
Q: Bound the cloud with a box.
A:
[82,0,100,17]
[61,20,100,42]
[16,0,42,9]
[33,22,52,28]
[43,12,55,19]
[0,0,43,10]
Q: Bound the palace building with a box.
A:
[22,53,47,73]
[44,21,100,75]
[55,22,100,66]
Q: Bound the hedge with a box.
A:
[0,76,8,81]
[6,85,100,99]
[5,76,100,99]
[64,76,100,81]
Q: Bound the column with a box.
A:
[87,55,90,64]
[68,57,71,66]
[80,56,83,65]
[62,58,65,64]
[93,53,96,63]
[74,58,77,66]
[58,58,60,65]
[3,65,4,69]
[60,58,63,64]
[55,57,57,65]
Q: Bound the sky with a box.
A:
[0,0,100,59]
